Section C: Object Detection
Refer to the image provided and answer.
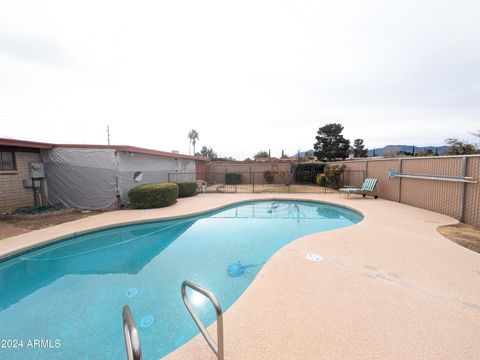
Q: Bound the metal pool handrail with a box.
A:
[123,305,143,360]
[181,280,224,360]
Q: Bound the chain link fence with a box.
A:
[338,155,480,226]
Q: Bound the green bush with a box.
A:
[323,164,345,189]
[263,170,275,184]
[174,181,198,197]
[225,173,242,185]
[315,173,326,186]
[292,163,327,183]
[128,183,178,209]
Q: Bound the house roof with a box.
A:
[0,138,208,161]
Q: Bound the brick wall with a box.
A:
[0,152,41,213]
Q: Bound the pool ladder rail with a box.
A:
[122,280,224,360]
[123,305,143,360]
[181,280,224,360]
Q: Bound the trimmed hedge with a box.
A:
[128,183,178,209]
[174,181,198,198]
[225,173,242,185]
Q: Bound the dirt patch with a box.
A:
[438,223,480,254]
[0,209,108,240]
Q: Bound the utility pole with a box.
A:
[106,125,111,145]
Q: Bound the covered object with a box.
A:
[41,146,202,209]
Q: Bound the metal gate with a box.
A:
[168,170,365,194]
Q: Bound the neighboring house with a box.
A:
[0,138,208,212]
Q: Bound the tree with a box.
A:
[195,146,218,159]
[254,151,269,159]
[444,138,477,155]
[396,150,413,156]
[188,129,199,154]
[416,149,435,157]
[383,146,401,158]
[313,123,350,161]
[352,139,368,158]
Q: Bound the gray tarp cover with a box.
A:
[41,148,196,209]
[41,148,118,209]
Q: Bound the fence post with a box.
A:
[252,172,255,193]
[459,156,468,222]
[364,160,368,180]
[397,158,403,202]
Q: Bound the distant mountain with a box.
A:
[292,146,449,159]
[368,145,449,157]
[292,149,315,159]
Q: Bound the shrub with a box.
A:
[225,173,242,185]
[323,164,345,189]
[263,170,274,184]
[174,181,198,197]
[292,163,327,183]
[128,183,178,209]
[315,173,326,186]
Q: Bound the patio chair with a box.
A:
[339,178,378,199]
[196,179,207,193]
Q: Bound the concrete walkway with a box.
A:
[1,193,479,359]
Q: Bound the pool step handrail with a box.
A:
[123,305,143,360]
[181,280,224,360]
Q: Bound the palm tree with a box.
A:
[188,129,199,154]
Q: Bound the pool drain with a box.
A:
[125,288,138,298]
[306,253,323,262]
[140,315,154,328]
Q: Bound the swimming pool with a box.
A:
[0,200,362,359]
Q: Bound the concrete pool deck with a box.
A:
[1,193,479,359]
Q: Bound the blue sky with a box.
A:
[0,0,479,159]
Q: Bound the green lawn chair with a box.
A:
[339,178,378,199]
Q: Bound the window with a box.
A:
[0,151,15,170]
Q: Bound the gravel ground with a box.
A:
[438,223,480,254]
[0,209,108,240]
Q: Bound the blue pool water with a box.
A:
[0,200,362,359]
